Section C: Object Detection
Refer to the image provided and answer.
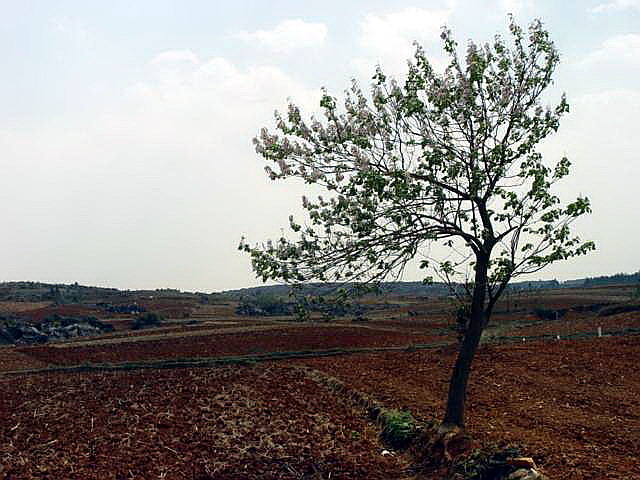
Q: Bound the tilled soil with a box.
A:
[14,326,448,368]
[0,349,50,372]
[1,317,639,479]
[504,311,640,337]
[296,335,640,480]
[0,365,406,480]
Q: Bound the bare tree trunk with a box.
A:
[441,253,489,430]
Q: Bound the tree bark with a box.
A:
[441,253,489,430]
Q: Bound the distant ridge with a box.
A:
[1,270,637,301]
[220,271,639,298]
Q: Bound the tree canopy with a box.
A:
[241,17,594,429]
[242,18,592,301]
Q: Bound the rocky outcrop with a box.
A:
[507,468,547,480]
[235,298,369,317]
[0,315,114,345]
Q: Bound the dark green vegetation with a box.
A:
[597,302,640,317]
[131,312,164,330]
[0,281,223,304]
[379,409,418,449]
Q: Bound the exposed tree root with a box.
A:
[410,424,472,470]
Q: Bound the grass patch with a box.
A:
[379,409,417,449]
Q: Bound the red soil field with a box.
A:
[0,302,51,314]
[0,365,406,479]
[14,325,449,368]
[295,336,640,480]
[2,306,639,479]
[0,349,50,372]
[504,311,640,337]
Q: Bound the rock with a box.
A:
[508,457,537,469]
[0,315,114,345]
[0,328,15,345]
[507,468,545,480]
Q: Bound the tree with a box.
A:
[240,18,594,432]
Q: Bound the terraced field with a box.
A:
[1,287,639,479]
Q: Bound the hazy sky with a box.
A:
[1,0,639,292]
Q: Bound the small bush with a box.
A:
[379,409,417,449]
[235,295,294,316]
[533,308,566,320]
[571,303,611,313]
[131,312,164,330]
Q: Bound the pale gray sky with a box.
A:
[1,0,639,292]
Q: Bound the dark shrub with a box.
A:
[571,303,611,313]
[132,312,164,330]
[352,316,370,322]
[597,302,640,317]
[533,308,566,320]
[379,410,417,449]
[235,295,294,316]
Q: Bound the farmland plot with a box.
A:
[0,365,406,479]
[296,336,640,480]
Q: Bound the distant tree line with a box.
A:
[583,271,640,287]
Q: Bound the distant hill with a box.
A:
[0,281,121,303]
[222,282,449,299]
[2,269,637,302]
[0,281,219,304]
[221,271,639,299]
[220,275,638,299]
[582,271,640,287]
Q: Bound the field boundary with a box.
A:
[2,327,639,377]
[0,343,450,376]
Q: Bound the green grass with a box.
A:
[379,409,417,449]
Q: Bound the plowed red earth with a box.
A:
[0,349,50,372]
[19,305,106,322]
[296,336,640,480]
[0,365,406,479]
[15,326,448,368]
[504,311,640,337]
[2,318,639,479]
